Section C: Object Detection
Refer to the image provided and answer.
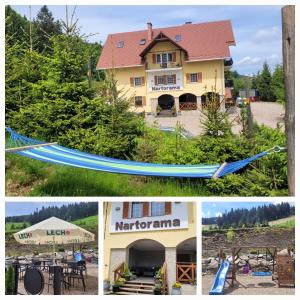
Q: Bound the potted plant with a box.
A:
[171,282,182,295]
[103,278,111,292]
[5,266,15,295]
[156,104,161,115]
[153,283,162,295]
[112,278,125,293]
[122,263,133,281]
[154,267,162,283]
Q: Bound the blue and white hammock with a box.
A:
[5,128,284,178]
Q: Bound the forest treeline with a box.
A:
[202,202,294,228]
[6,202,98,224]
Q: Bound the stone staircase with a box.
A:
[115,280,155,295]
[157,109,176,117]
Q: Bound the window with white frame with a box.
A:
[135,96,143,107]
[167,75,175,84]
[134,77,142,86]
[157,75,165,85]
[151,202,165,216]
[156,54,161,63]
[190,73,198,83]
[156,53,174,64]
[131,202,143,218]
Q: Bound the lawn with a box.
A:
[5,221,31,234]
[5,153,213,196]
[72,215,98,233]
[268,216,295,228]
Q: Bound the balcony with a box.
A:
[145,61,182,70]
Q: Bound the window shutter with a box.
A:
[130,77,134,87]
[154,76,158,85]
[141,77,145,86]
[152,54,156,64]
[163,75,167,85]
[131,97,135,105]
[186,73,190,84]
[197,72,202,83]
[173,74,176,84]
[143,202,149,217]
[123,202,129,219]
[165,202,172,215]
[172,52,176,62]
[142,96,146,106]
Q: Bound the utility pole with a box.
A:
[282,6,295,196]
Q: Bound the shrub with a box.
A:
[226,229,235,242]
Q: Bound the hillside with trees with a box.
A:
[5,202,98,224]
[202,202,294,228]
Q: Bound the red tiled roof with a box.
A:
[97,20,235,69]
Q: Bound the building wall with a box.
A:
[112,57,225,113]
[103,202,196,280]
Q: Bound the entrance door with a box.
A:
[128,239,165,278]
[158,94,175,110]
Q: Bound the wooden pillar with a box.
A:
[231,248,235,287]
[12,262,19,295]
[282,6,295,196]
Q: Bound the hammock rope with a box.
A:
[5,128,285,178]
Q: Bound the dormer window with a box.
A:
[117,41,124,48]
[139,38,146,45]
[175,34,181,42]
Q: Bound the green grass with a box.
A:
[6,154,214,196]
[269,216,295,228]
[5,221,30,234]
[72,215,98,233]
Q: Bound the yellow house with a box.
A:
[97,20,235,115]
[103,201,197,295]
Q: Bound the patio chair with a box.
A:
[47,265,70,293]
[74,252,87,277]
[65,261,86,292]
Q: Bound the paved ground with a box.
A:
[145,102,285,136]
[181,283,197,295]
[202,274,294,295]
[17,263,98,295]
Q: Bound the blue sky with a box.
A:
[5,202,74,217]
[12,5,282,74]
[202,201,294,218]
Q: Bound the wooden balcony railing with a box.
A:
[179,102,198,111]
[176,262,197,283]
[113,262,125,282]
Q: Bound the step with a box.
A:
[115,291,153,295]
[119,287,153,294]
[125,281,155,286]
[123,284,153,289]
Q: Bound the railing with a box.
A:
[176,262,197,283]
[179,102,198,110]
[161,262,168,295]
[113,262,125,282]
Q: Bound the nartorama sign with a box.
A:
[110,202,188,233]
[151,85,181,92]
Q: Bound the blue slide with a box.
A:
[209,260,230,295]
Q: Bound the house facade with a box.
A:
[103,202,196,293]
[97,20,235,115]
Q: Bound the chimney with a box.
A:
[185,21,192,25]
[147,22,153,41]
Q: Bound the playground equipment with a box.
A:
[209,260,230,295]
[209,246,295,294]
[5,128,285,179]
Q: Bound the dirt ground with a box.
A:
[202,274,294,295]
[17,263,98,295]
[145,102,285,136]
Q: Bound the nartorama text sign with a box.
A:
[151,85,181,92]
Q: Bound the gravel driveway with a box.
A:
[202,274,294,295]
[145,102,285,136]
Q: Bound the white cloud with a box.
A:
[215,212,222,217]
[254,26,281,43]
[235,56,262,66]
